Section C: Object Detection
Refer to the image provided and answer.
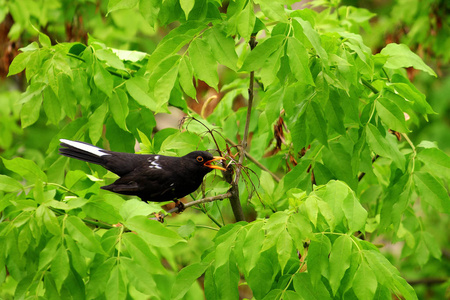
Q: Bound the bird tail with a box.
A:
[59,139,110,165]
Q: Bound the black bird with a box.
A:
[59,139,226,207]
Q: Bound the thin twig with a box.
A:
[165,192,232,214]
[226,138,281,182]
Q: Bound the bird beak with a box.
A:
[204,157,227,171]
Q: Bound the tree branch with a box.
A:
[165,192,232,214]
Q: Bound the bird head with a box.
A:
[184,151,226,172]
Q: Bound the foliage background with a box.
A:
[0,0,449,299]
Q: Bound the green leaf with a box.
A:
[119,199,162,220]
[243,221,265,274]
[94,61,114,97]
[124,215,185,247]
[254,0,286,21]
[260,47,283,87]
[237,1,256,41]
[329,235,353,295]
[52,246,69,291]
[107,0,139,14]
[83,200,123,224]
[240,35,285,72]
[293,272,332,299]
[307,101,328,146]
[214,254,240,300]
[247,254,275,299]
[108,89,129,131]
[96,49,126,70]
[65,216,105,254]
[277,229,294,272]
[178,56,197,98]
[189,38,219,91]
[38,236,60,270]
[293,18,328,60]
[380,43,436,77]
[363,250,417,300]
[180,0,194,19]
[342,189,368,233]
[287,37,314,86]
[352,260,377,300]
[122,233,165,272]
[88,101,108,144]
[105,264,127,300]
[307,234,331,284]
[7,51,32,76]
[417,148,450,180]
[0,175,23,192]
[376,97,409,133]
[153,59,180,105]
[204,26,238,71]
[86,258,115,299]
[20,88,42,128]
[58,73,77,119]
[43,86,62,125]
[120,257,158,296]
[2,157,47,182]
[171,262,210,300]
[414,172,450,213]
[366,123,405,171]
[126,77,158,111]
[42,206,61,236]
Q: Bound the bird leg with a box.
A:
[174,199,185,212]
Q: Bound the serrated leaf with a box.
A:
[52,246,69,291]
[65,216,105,254]
[254,0,286,21]
[240,35,285,72]
[94,61,114,97]
[58,73,77,119]
[83,200,123,224]
[153,59,179,104]
[20,88,42,128]
[126,77,158,111]
[277,229,294,272]
[329,235,353,295]
[237,2,256,41]
[205,26,238,71]
[43,85,62,125]
[2,157,47,182]
[0,175,23,192]
[189,38,218,91]
[96,48,126,70]
[293,18,328,60]
[287,37,314,86]
[352,260,377,300]
[88,101,108,144]
[417,148,450,180]
[108,89,129,131]
[293,272,331,299]
[105,264,127,300]
[178,56,196,98]
[366,123,405,171]
[376,97,409,133]
[124,215,185,247]
[307,101,328,146]
[307,234,331,284]
[342,190,368,233]
[381,43,436,77]
[7,51,32,76]
[107,0,139,14]
[122,233,165,272]
[171,262,210,300]
[414,172,450,213]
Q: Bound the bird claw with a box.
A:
[174,200,185,213]
[154,213,165,223]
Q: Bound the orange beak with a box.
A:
[204,157,226,171]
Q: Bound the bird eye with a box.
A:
[196,156,204,162]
